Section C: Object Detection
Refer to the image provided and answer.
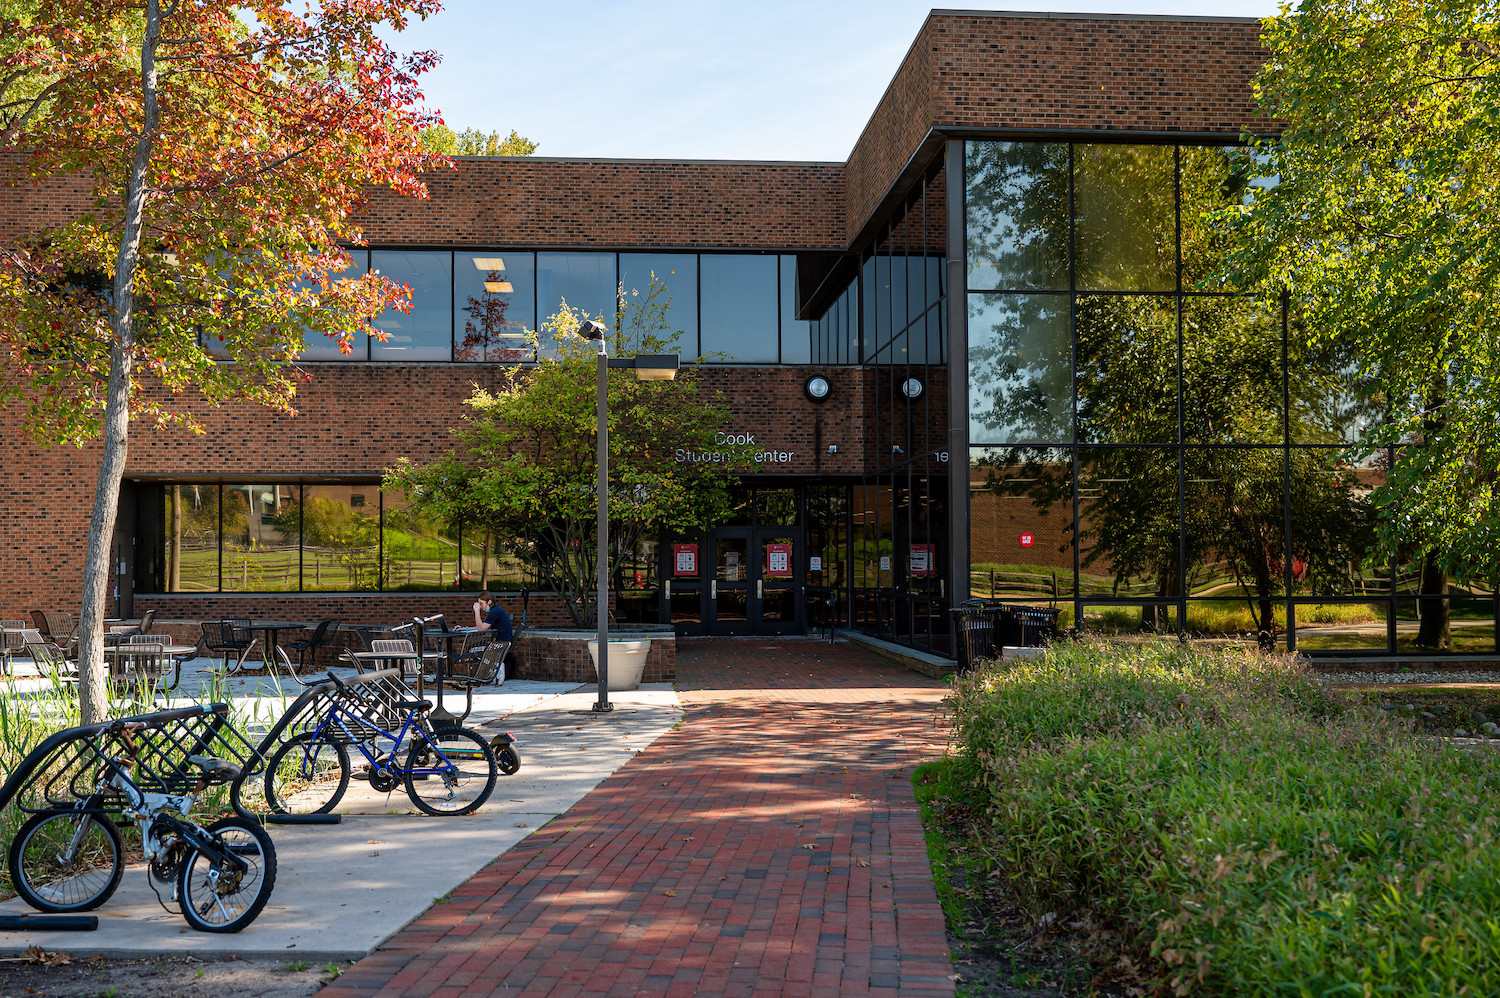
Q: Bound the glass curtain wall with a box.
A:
[963,140,1491,654]
[852,166,951,654]
[135,483,540,594]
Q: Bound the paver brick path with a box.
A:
[320,638,955,998]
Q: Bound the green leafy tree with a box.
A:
[420,123,537,156]
[1217,0,1500,647]
[386,281,751,627]
[0,0,441,721]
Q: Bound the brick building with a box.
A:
[11,11,1447,658]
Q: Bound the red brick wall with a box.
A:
[843,12,1273,244]
[355,158,846,250]
[0,364,875,618]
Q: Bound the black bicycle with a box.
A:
[264,670,497,817]
[0,705,276,932]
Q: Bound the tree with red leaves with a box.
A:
[0,0,445,721]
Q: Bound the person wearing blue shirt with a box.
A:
[472,591,513,641]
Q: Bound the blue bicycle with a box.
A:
[263,671,497,817]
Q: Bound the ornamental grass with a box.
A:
[948,640,1500,996]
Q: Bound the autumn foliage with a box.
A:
[0,0,446,440]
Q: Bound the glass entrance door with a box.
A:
[666,533,706,636]
[710,531,752,635]
[756,530,802,635]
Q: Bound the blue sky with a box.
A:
[396,1,1281,162]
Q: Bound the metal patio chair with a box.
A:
[284,619,339,671]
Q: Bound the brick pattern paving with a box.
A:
[319,638,955,998]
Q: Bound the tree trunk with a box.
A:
[1415,552,1450,649]
[76,0,162,723]
[168,485,181,591]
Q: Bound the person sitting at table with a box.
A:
[472,592,514,641]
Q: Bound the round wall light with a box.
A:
[804,375,832,402]
[901,376,924,400]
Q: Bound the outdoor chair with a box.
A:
[370,638,424,686]
[216,638,263,679]
[110,636,181,698]
[201,620,255,671]
[448,628,493,668]
[1,620,28,676]
[444,639,510,723]
[353,627,377,652]
[284,619,339,671]
[31,610,78,654]
[26,641,76,683]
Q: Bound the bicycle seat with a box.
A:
[395,699,433,712]
[188,755,242,781]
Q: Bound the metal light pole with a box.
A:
[577,318,679,713]
[591,325,612,712]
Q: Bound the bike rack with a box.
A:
[247,668,414,823]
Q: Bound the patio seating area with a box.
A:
[0,611,519,716]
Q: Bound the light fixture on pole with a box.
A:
[578,318,679,713]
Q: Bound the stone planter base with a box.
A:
[514,628,675,684]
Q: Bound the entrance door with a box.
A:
[710,530,753,635]
[705,527,804,635]
[666,534,706,636]
[755,529,802,635]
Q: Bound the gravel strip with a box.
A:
[1320,670,1500,684]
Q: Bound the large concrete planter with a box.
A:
[588,639,651,691]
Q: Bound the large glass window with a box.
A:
[300,485,379,591]
[699,254,778,362]
[965,141,1069,291]
[298,249,370,361]
[619,252,697,353]
[371,250,452,361]
[536,252,615,344]
[220,484,299,592]
[1073,144,1176,293]
[140,482,539,594]
[162,485,220,592]
[961,139,1411,653]
[1075,294,1178,445]
[455,251,534,362]
[779,255,811,364]
[968,293,1071,445]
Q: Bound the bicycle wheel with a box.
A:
[9,808,124,913]
[264,732,349,815]
[178,816,277,933]
[403,726,496,816]
[497,744,521,776]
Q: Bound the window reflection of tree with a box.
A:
[456,269,528,363]
[963,140,1387,638]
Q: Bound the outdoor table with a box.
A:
[418,627,483,727]
[247,621,310,669]
[350,649,440,694]
[103,642,196,690]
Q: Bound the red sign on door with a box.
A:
[764,543,792,578]
[1019,532,1035,548]
[909,543,935,577]
[673,543,698,576]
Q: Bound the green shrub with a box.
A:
[948,641,1500,995]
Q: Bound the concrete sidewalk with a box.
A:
[0,682,683,961]
[319,638,956,998]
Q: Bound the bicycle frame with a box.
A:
[298,700,461,785]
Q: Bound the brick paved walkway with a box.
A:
[319,638,955,998]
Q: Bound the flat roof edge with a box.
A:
[443,155,845,167]
[928,9,1265,24]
